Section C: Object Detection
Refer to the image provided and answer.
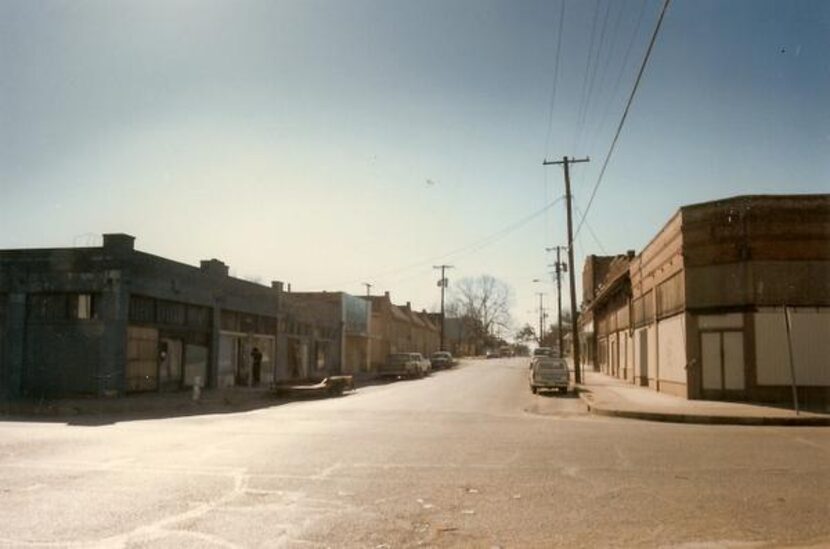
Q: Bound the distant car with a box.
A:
[498,346,513,358]
[379,353,428,379]
[533,347,553,358]
[485,349,499,359]
[430,351,454,370]
[529,357,570,394]
[529,347,553,368]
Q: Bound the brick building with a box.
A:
[581,194,830,404]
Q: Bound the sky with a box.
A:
[1,0,828,338]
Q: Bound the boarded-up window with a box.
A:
[616,303,630,330]
[643,291,655,324]
[129,295,156,323]
[28,294,69,322]
[221,310,238,332]
[186,305,210,328]
[184,344,209,387]
[126,326,159,392]
[632,297,645,327]
[157,300,186,325]
[657,274,683,318]
[597,316,608,337]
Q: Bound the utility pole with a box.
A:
[536,292,546,345]
[433,265,454,351]
[546,245,568,359]
[362,282,372,297]
[543,156,589,383]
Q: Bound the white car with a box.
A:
[408,353,432,376]
[529,357,570,394]
[378,352,431,379]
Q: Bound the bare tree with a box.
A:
[514,323,537,344]
[449,275,514,348]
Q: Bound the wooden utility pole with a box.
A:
[433,265,454,351]
[546,245,568,358]
[543,156,589,383]
[536,292,546,344]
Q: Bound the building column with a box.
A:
[3,293,26,399]
[209,303,221,389]
[99,271,128,396]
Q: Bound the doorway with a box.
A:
[701,331,745,392]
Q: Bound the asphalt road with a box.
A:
[1,357,829,548]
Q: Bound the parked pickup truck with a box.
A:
[529,357,570,394]
[378,352,431,379]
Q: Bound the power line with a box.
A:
[543,0,567,157]
[583,0,649,155]
[575,0,671,238]
[321,196,566,288]
[573,201,607,254]
[572,0,602,152]
[575,0,613,152]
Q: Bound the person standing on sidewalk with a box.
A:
[251,347,263,387]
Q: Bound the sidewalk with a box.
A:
[576,370,830,426]
[1,386,281,422]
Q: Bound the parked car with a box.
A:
[379,353,427,379]
[409,353,432,376]
[430,351,454,370]
[529,357,570,394]
[485,349,499,359]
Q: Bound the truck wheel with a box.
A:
[531,386,537,394]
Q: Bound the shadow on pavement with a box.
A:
[0,391,346,426]
[536,390,581,400]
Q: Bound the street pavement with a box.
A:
[1,357,829,548]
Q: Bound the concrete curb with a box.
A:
[576,387,830,427]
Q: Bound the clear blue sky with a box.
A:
[1,0,827,336]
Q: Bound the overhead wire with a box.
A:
[571,0,602,152]
[573,201,607,254]
[575,0,671,239]
[575,0,613,152]
[543,0,567,158]
[583,0,649,158]
[542,0,566,254]
[321,196,567,289]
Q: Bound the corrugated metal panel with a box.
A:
[657,273,683,318]
[126,326,158,392]
[701,332,721,390]
[757,308,830,386]
[658,314,686,383]
[723,332,745,389]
